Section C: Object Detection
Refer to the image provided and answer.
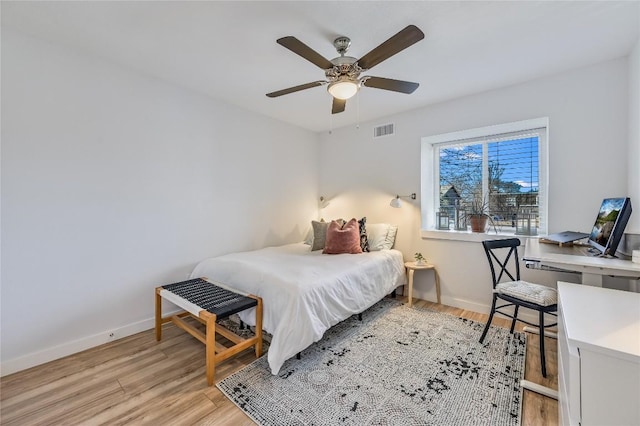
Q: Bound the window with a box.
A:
[421,118,548,238]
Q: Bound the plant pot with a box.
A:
[415,260,426,266]
[469,215,488,233]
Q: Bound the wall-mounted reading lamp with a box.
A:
[319,196,330,209]
[390,193,416,208]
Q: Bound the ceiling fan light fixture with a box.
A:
[327,80,359,100]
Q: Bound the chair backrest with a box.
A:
[482,238,522,288]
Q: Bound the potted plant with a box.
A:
[465,197,496,233]
[414,252,426,265]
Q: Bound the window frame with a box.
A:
[420,118,549,241]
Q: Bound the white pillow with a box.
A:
[384,225,398,249]
[367,223,398,251]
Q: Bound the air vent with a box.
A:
[373,123,395,138]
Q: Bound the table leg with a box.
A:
[581,272,603,287]
[408,269,415,307]
[434,269,441,304]
[520,326,558,400]
[521,379,558,400]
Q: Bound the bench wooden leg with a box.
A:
[155,287,162,341]
[205,313,217,386]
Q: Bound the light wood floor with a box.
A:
[0,296,558,425]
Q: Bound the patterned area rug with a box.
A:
[217,299,525,426]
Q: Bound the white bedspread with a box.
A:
[190,243,406,374]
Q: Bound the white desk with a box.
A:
[557,282,640,426]
[523,239,640,287]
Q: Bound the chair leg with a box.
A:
[539,309,547,378]
[480,295,497,344]
[510,305,519,334]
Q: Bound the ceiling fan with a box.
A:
[266,25,425,114]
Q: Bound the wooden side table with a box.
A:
[404,261,440,307]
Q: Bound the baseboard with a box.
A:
[0,309,181,377]
[409,288,488,314]
[439,294,489,314]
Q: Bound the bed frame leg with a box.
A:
[358,313,362,321]
[296,352,301,360]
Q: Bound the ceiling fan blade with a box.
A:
[357,25,424,70]
[277,36,334,70]
[332,97,346,114]
[266,81,326,98]
[362,76,419,94]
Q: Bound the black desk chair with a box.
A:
[479,238,558,377]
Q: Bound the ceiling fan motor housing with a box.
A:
[326,58,361,82]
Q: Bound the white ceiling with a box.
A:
[2,1,639,133]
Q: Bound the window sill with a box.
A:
[421,229,540,243]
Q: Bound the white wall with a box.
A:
[0,30,319,374]
[319,58,630,313]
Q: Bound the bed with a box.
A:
[190,241,406,375]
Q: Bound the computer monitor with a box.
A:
[587,197,632,257]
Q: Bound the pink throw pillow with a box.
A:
[323,218,363,254]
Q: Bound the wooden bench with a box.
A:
[155,277,263,385]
